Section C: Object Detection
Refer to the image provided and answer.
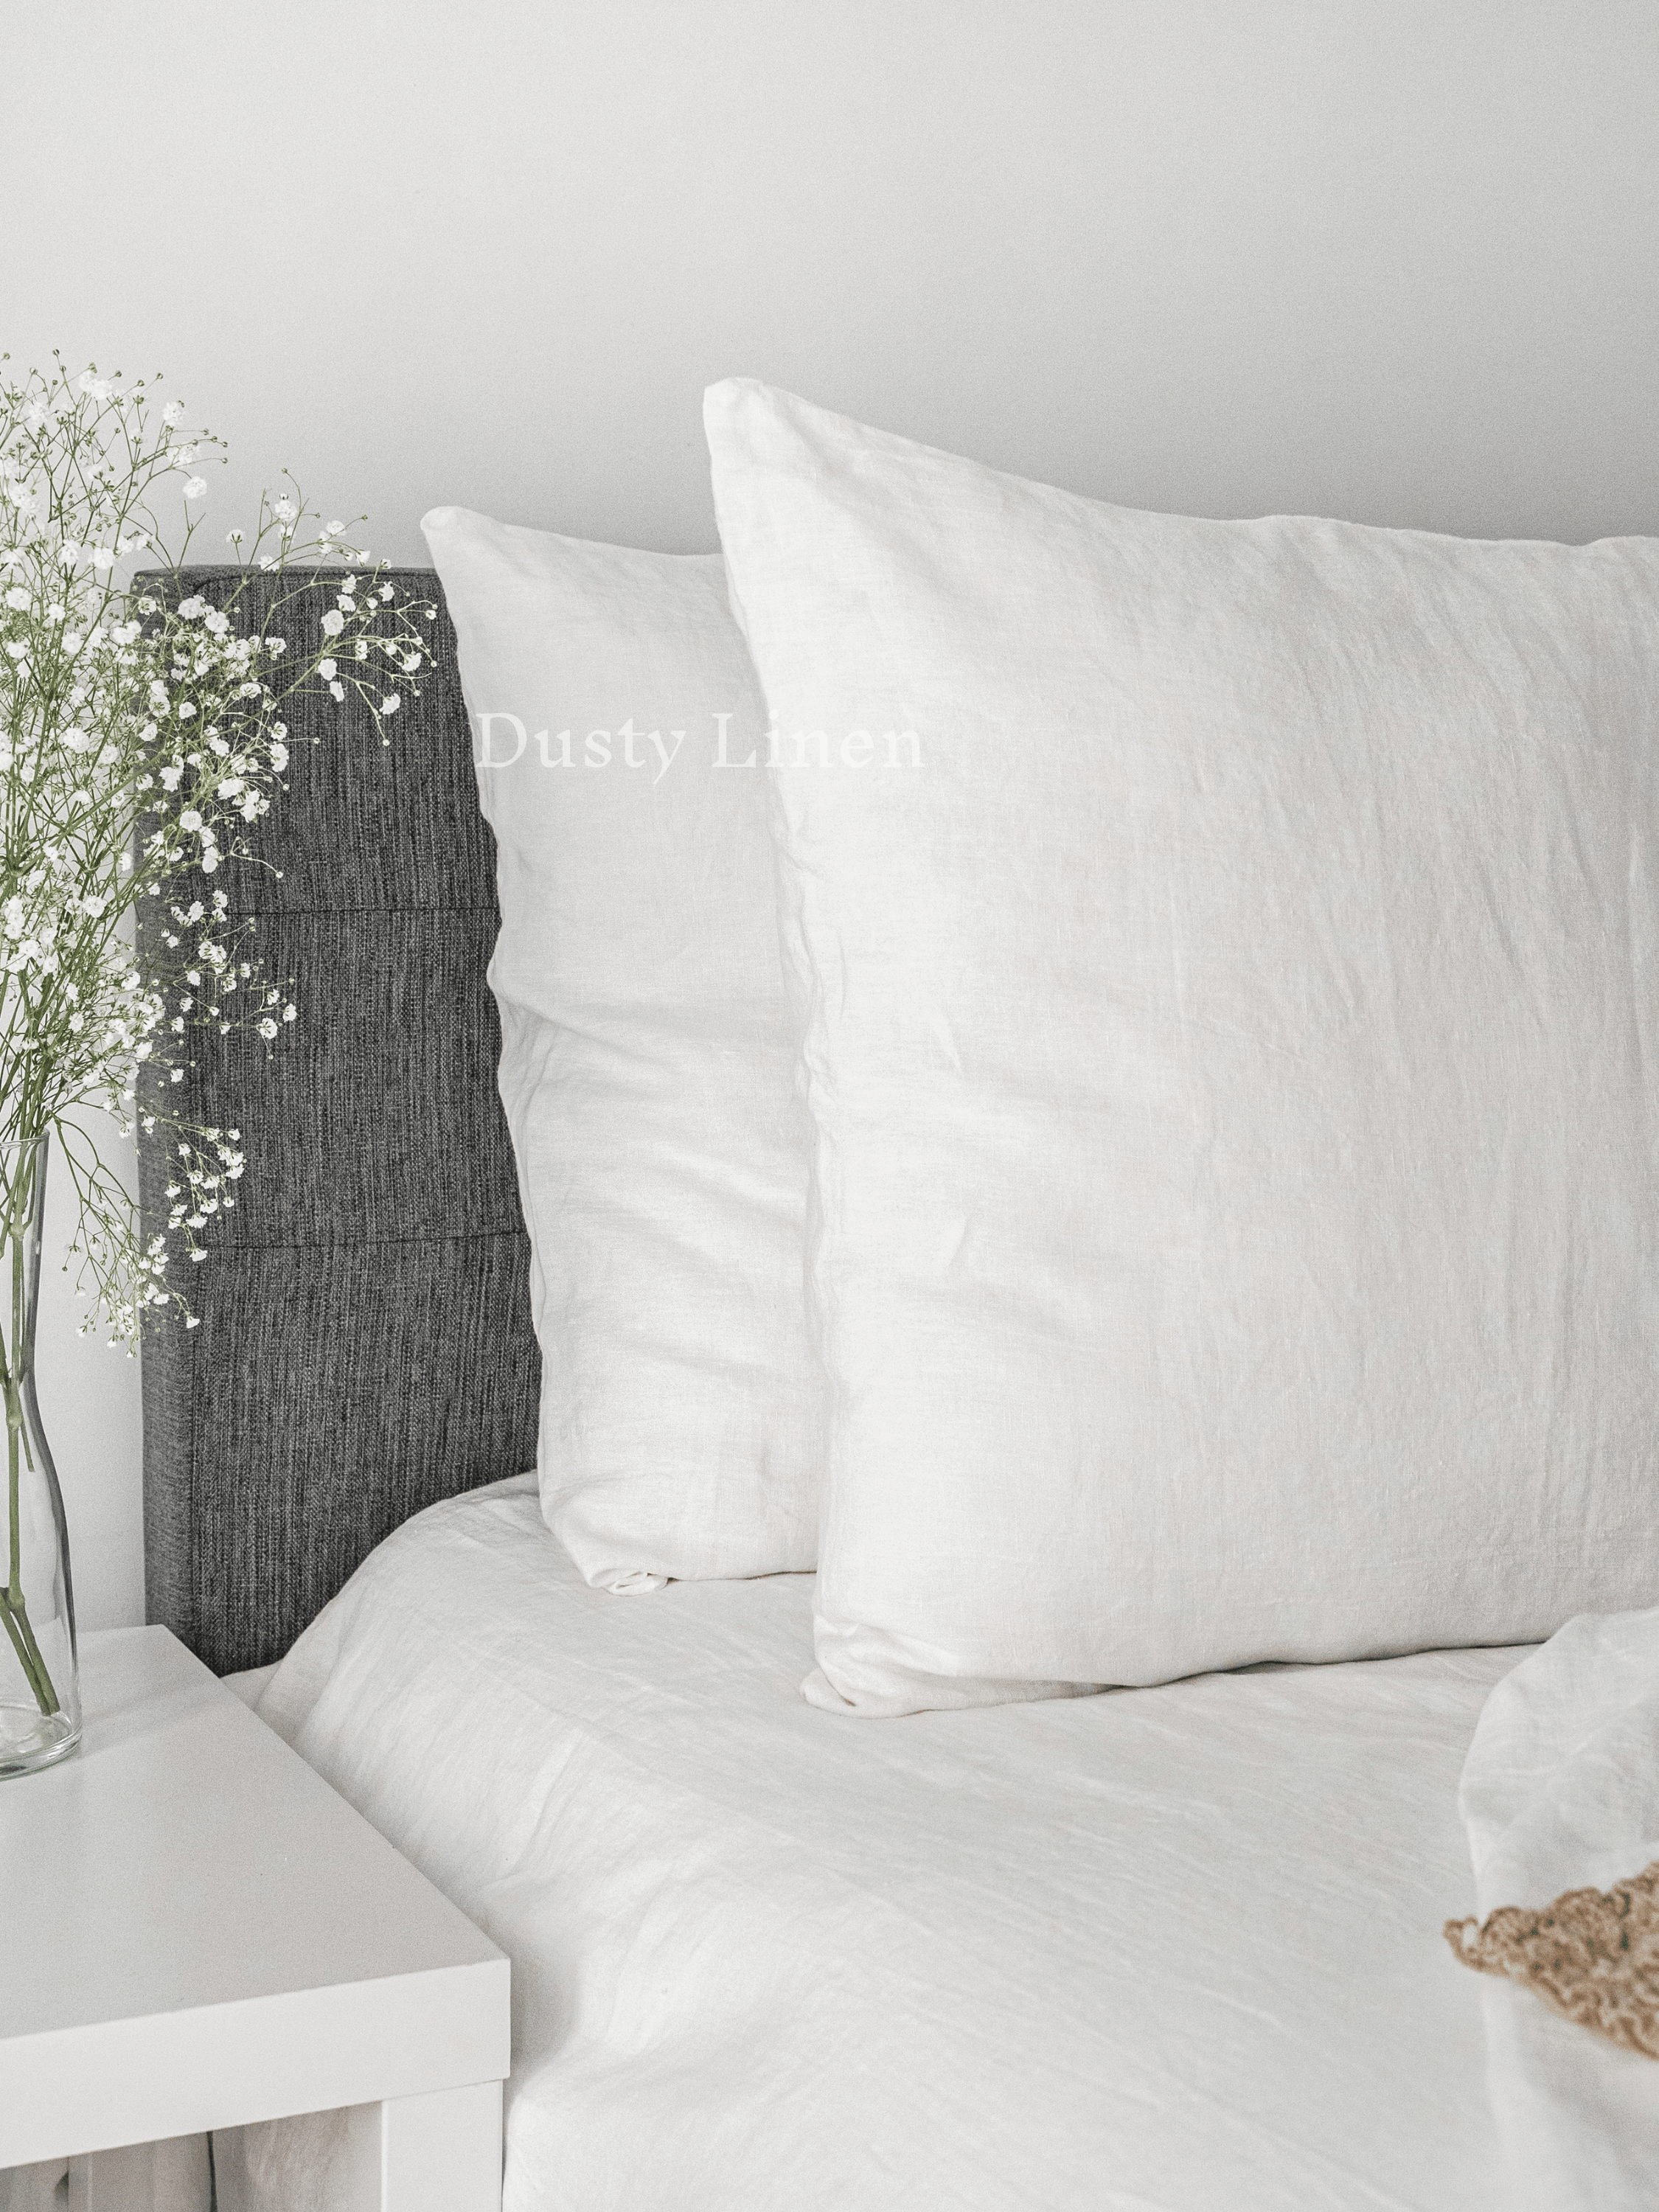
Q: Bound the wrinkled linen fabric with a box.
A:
[1456,1608,1659,2209]
[704,378,1659,1714]
[226,1479,1524,2212]
[421,507,818,1587]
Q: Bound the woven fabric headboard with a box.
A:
[136,568,540,1674]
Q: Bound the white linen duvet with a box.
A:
[225,1478,1528,2212]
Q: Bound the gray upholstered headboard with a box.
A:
[136,568,540,1674]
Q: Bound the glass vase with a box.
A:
[0,1132,80,1776]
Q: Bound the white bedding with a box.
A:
[1457,1608,1659,2209]
[224,1475,1527,2211]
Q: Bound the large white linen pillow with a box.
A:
[704,380,1659,1716]
[422,505,818,1587]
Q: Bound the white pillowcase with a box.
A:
[704,380,1659,1715]
[422,505,818,1587]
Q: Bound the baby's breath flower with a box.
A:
[0,353,430,1344]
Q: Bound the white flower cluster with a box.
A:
[311,574,418,738]
[132,596,288,875]
[159,1117,248,1318]
[0,357,432,1343]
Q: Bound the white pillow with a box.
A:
[422,506,818,1587]
[704,380,1659,1715]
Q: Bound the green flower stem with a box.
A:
[4,1406,57,1717]
[1,1169,58,1718]
[0,1591,55,1716]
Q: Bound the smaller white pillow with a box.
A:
[422,506,818,1588]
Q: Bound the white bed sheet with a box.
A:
[1458,1607,1659,2209]
[250,1477,1526,2212]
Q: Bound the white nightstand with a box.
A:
[0,1626,510,2210]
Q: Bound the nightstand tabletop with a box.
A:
[0,1624,509,2169]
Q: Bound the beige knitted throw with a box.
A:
[1445,1860,1659,2059]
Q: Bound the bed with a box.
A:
[125,535,1654,2211]
[243,1475,1521,2211]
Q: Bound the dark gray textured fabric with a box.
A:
[136,568,540,1672]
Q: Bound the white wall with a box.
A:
[4,0,1655,1626]
[33,1124,145,1632]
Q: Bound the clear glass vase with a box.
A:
[0,1133,80,1776]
